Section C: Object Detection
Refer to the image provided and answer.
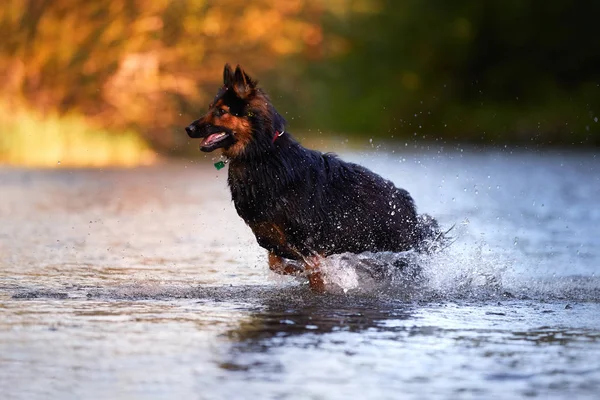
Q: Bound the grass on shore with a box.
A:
[0,105,155,167]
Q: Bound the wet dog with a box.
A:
[186,64,443,291]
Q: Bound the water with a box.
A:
[1,149,599,399]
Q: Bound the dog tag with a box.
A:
[214,161,226,170]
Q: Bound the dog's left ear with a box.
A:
[233,65,257,98]
[223,64,234,87]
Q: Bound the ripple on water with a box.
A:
[1,153,600,400]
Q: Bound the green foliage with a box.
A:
[291,0,599,145]
[1,0,598,158]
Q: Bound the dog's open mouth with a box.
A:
[201,132,227,147]
[200,131,232,152]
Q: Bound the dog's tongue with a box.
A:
[201,133,223,147]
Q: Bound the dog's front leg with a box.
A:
[304,255,326,292]
[268,252,303,276]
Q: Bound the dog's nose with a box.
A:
[185,124,196,137]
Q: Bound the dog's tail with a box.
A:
[415,214,455,253]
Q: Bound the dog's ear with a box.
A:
[233,65,257,98]
[223,64,234,87]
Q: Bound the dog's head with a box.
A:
[185,64,286,158]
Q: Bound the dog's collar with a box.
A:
[272,130,285,143]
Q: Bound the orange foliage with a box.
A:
[0,0,331,150]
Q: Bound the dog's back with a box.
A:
[228,137,439,260]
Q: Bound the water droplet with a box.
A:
[391,211,395,216]
[514,237,519,245]
[57,160,61,165]
[595,117,598,123]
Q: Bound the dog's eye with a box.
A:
[216,108,227,116]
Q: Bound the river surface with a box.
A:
[1,148,599,399]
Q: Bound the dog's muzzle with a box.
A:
[185,123,202,138]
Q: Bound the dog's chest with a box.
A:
[227,166,285,222]
[248,221,286,245]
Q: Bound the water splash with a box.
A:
[312,222,510,299]
[7,221,599,303]
[311,223,600,303]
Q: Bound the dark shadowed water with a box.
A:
[1,148,599,399]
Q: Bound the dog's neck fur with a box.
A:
[226,132,318,223]
[227,132,306,188]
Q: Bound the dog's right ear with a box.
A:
[223,64,234,87]
[232,65,257,99]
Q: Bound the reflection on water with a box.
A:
[215,289,600,399]
[1,151,600,399]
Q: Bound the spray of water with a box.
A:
[313,221,511,300]
[311,221,600,303]
[12,220,599,303]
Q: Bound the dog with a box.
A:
[186,64,443,291]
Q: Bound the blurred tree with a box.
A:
[1,0,598,150]
[300,0,600,145]
[0,0,325,150]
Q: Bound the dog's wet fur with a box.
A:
[186,64,444,290]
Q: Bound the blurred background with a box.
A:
[1,0,598,166]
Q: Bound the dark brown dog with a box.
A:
[186,64,442,290]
